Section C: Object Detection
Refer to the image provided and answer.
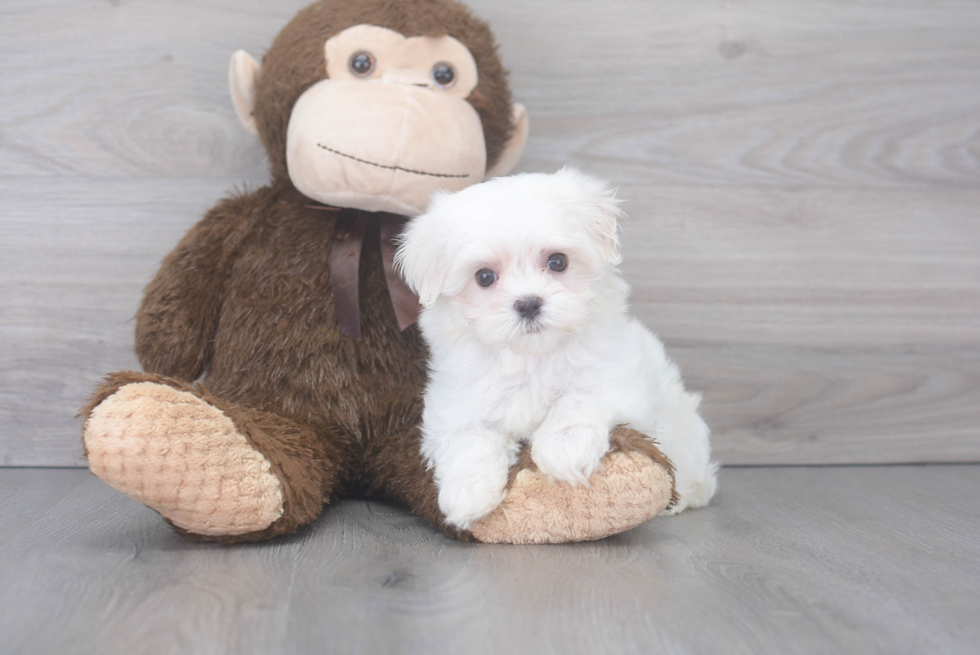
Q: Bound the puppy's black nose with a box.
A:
[514,296,543,320]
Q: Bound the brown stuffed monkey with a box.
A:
[80,0,676,545]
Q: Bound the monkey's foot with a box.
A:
[83,381,284,536]
[470,428,676,544]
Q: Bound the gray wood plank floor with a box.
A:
[1,0,979,466]
[1,466,978,654]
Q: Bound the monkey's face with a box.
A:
[231,10,529,215]
[285,25,487,215]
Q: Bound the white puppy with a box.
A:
[396,169,718,530]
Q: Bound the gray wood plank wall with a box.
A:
[1,0,978,466]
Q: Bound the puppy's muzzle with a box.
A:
[514,296,543,321]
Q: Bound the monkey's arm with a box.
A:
[135,192,256,380]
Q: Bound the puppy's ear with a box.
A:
[395,205,448,308]
[557,168,624,266]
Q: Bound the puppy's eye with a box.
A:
[546,253,568,272]
[476,268,497,287]
[349,51,376,77]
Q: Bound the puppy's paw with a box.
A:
[531,424,611,486]
[437,473,508,530]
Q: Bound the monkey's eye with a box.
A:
[476,268,497,287]
[547,253,568,272]
[349,51,376,77]
[431,62,456,88]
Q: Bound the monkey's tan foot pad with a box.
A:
[83,382,284,537]
[470,451,674,545]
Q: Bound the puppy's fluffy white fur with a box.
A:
[396,169,718,530]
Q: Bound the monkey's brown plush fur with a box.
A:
[80,0,676,544]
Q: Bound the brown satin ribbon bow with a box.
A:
[310,205,421,340]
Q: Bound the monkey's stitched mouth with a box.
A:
[316,144,470,179]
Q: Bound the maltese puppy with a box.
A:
[396,169,718,530]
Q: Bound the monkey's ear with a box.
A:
[484,103,529,179]
[229,50,260,136]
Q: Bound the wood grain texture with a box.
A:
[1,0,979,464]
[1,466,978,654]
